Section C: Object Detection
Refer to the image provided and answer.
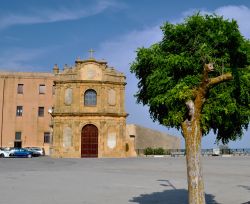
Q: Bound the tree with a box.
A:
[130,13,250,204]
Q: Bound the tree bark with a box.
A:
[183,120,205,204]
[182,64,233,204]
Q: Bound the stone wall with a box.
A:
[126,124,180,151]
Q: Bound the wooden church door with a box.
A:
[81,124,98,158]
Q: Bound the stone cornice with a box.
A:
[54,80,126,86]
[0,72,54,79]
[75,58,108,66]
[52,112,128,117]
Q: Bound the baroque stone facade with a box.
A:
[0,56,180,157]
[51,58,129,158]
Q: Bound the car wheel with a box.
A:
[27,154,32,158]
[0,153,4,158]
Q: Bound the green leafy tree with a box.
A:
[131,13,250,204]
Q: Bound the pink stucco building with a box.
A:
[0,72,55,154]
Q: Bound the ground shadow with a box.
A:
[130,180,220,204]
[130,189,220,204]
[238,185,250,204]
[239,185,250,191]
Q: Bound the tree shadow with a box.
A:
[130,180,220,204]
[238,185,250,191]
[238,186,250,204]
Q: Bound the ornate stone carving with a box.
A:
[108,89,116,106]
[107,132,116,149]
[87,68,96,79]
[64,88,72,105]
[80,64,102,80]
[63,127,72,147]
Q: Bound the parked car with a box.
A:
[25,147,45,156]
[212,148,220,156]
[0,147,11,158]
[9,148,33,158]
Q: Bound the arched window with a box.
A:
[84,89,97,106]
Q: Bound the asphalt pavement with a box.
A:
[0,156,249,204]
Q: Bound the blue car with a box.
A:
[9,148,33,158]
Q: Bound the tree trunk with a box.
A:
[184,120,205,204]
[181,64,233,204]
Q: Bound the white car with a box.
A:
[0,148,11,158]
[25,147,45,156]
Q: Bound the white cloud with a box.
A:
[0,0,120,29]
[96,25,162,74]
[215,5,250,39]
[179,5,250,39]
[169,5,250,40]
[0,48,47,71]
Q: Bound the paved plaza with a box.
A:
[0,156,249,204]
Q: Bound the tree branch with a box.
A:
[208,73,233,87]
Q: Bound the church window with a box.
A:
[84,89,97,106]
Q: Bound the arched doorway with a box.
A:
[81,124,98,158]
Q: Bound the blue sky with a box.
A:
[0,0,249,148]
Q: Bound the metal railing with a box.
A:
[136,148,250,157]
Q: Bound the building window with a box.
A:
[16,106,23,116]
[17,84,23,94]
[15,132,22,140]
[38,107,44,117]
[52,85,55,95]
[84,89,97,106]
[44,132,50,143]
[39,84,46,94]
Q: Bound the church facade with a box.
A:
[51,57,131,158]
[0,55,180,158]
